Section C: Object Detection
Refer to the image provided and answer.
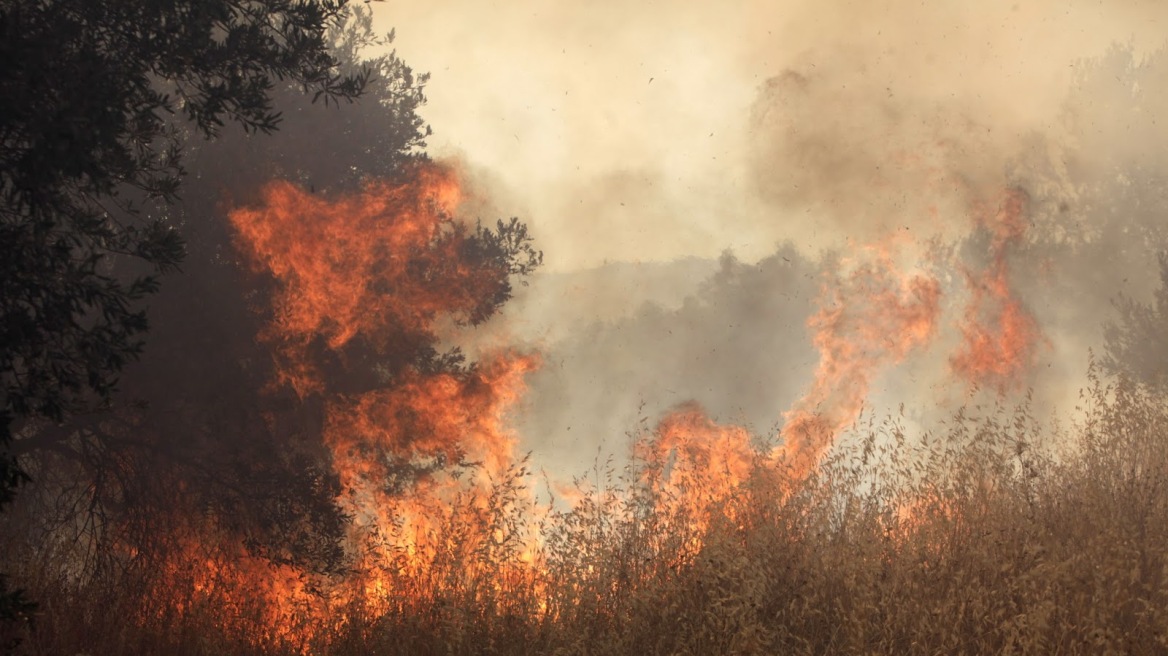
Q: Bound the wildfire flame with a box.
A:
[638,403,755,521]
[324,352,537,496]
[325,350,542,604]
[150,162,543,644]
[950,188,1042,391]
[228,164,508,396]
[780,243,942,478]
[142,156,1051,649]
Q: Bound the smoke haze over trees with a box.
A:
[495,39,1168,474]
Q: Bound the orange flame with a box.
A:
[950,188,1042,391]
[142,520,328,650]
[780,244,941,477]
[325,352,538,495]
[136,154,1055,651]
[228,163,506,395]
[201,162,545,643]
[639,403,755,522]
[326,351,541,595]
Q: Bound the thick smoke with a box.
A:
[514,247,820,468]
[376,0,1167,266]
[372,1,1168,474]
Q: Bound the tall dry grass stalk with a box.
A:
[7,368,1168,655]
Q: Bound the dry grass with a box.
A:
[8,370,1168,655]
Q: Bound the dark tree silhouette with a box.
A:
[0,0,369,479]
[0,0,372,641]
[1,8,542,641]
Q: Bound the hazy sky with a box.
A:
[372,0,1167,272]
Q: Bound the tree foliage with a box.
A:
[1,5,542,630]
[0,0,368,436]
[1104,253,1168,387]
[0,0,374,641]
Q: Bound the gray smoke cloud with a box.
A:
[375,1,1168,475]
[511,246,819,468]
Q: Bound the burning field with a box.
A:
[7,1,1168,654]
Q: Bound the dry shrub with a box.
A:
[8,368,1168,654]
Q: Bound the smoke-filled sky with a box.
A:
[374,0,1167,271]
[369,1,1168,471]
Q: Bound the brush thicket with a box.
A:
[7,371,1168,655]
